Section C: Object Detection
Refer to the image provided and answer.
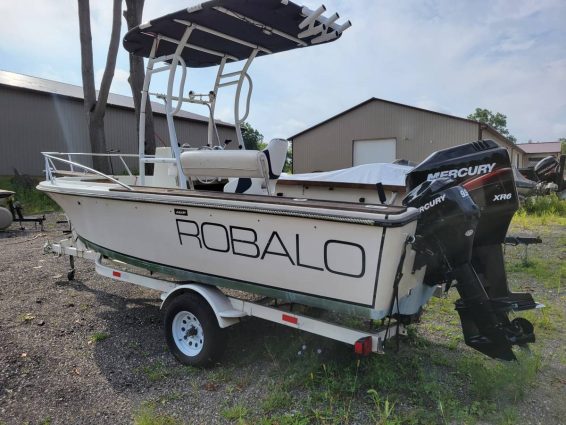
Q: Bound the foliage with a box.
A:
[560,138,566,154]
[284,143,293,173]
[460,351,542,404]
[133,403,181,425]
[241,122,293,173]
[0,175,59,214]
[221,404,249,421]
[468,107,517,143]
[140,360,171,382]
[88,332,110,344]
[519,194,566,217]
[241,122,266,151]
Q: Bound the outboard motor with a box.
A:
[534,155,559,183]
[404,140,537,360]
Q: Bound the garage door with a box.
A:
[353,139,396,166]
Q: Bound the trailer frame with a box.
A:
[45,236,406,365]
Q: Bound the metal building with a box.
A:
[290,97,524,173]
[519,141,562,167]
[0,70,236,175]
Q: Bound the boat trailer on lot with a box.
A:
[45,237,406,363]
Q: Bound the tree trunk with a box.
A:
[124,0,156,175]
[77,0,122,175]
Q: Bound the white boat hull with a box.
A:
[40,181,432,319]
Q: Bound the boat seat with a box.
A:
[180,149,272,194]
[223,138,289,195]
[152,147,178,188]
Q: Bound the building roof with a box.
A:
[0,69,234,127]
[517,141,561,154]
[289,97,522,152]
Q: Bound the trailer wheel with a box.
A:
[163,293,225,366]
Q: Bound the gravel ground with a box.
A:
[0,213,564,424]
[0,215,288,425]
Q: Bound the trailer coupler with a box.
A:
[452,263,538,360]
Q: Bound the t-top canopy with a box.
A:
[123,0,351,68]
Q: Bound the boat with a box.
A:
[39,0,538,365]
[0,189,14,230]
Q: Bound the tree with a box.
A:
[241,122,266,151]
[77,0,122,174]
[123,0,156,174]
[467,108,517,143]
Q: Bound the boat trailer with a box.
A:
[45,237,406,364]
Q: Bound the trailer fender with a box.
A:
[160,284,246,328]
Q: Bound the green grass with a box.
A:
[519,194,566,217]
[257,414,310,425]
[462,350,542,402]
[221,404,249,422]
[261,383,293,413]
[0,175,59,214]
[88,332,109,344]
[507,257,564,290]
[140,360,171,382]
[133,403,182,425]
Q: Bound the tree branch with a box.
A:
[94,0,123,119]
[77,0,96,113]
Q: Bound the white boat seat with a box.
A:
[152,147,178,188]
[180,149,272,194]
[224,138,289,196]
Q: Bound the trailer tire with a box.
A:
[163,292,225,367]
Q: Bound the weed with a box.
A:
[21,313,35,323]
[221,404,248,421]
[133,403,181,425]
[461,350,541,404]
[257,414,310,425]
[39,418,52,425]
[507,257,564,290]
[140,360,170,382]
[0,175,59,214]
[262,384,293,413]
[519,194,566,217]
[88,332,109,344]
[367,389,401,425]
[512,209,566,229]
[497,407,519,425]
[207,366,234,384]
[154,392,183,405]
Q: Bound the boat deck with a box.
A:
[110,185,408,215]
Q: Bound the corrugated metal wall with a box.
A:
[0,86,236,175]
[292,100,480,173]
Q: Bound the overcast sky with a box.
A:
[0,0,564,144]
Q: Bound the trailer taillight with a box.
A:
[354,336,372,355]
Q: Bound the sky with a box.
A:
[0,0,565,144]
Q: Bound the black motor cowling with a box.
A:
[534,156,559,183]
[403,178,479,285]
[404,140,537,360]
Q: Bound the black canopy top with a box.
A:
[123,0,349,68]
